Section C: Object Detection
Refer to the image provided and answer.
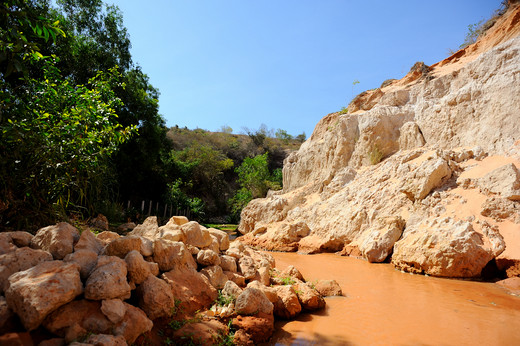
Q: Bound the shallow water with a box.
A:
[268,252,520,346]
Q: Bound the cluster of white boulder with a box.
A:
[0,216,341,345]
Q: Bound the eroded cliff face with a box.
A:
[239,5,520,279]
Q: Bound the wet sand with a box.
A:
[268,252,520,346]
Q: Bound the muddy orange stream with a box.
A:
[267,252,520,345]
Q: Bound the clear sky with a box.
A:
[108,0,502,137]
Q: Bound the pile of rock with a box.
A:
[0,216,340,345]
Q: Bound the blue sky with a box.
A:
[109,0,502,137]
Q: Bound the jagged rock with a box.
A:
[273,285,301,319]
[84,256,131,300]
[257,267,271,286]
[89,214,109,232]
[197,249,221,266]
[171,320,227,345]
[235,287,273,315]
[103,235,152,258]
[238,256,257,280]
[478,163,520,200]
[128,216,159,239]
[63,249,98,280]
[232,312,274,344]
[43,300,152,344]
[293,283,325,311]
[222,280,243,300]
[207,228,230,251]
[5,261,82,331]
[314,280,343,296]
[480,197,520,223]
[96,231,120,245]
[204,235,221,253]
[356,216,406,263]
[152,239,196,272]
[157,220,186,243]
[38,337,65,346]
[392,217,505,277]
[247,281,279,303]
[100,299,126,324]
[224,271,246,287]
[74,230,104,254]
[219,255,237,272]
[181,221,212,248]
[136,275,175,320]
[169,215,189,226]
[0,247,53,293]
[0,232,33,255]
[200,265,228,289]
[0,296,15,334]
[125,250,156,285]
[400,157,452,201]
[281,265,304,281]
[162,269,217,315]
[30,222,80,260]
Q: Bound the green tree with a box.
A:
[275,129,293,144]
[229,152,282,221]
[1,61,135,228]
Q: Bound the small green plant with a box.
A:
[216,290,235,307]
[368,145,384,165]
[338,106,349,115]
[280,276,296,286]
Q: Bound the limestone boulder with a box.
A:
[356,216,405,263]
[152,239,196,272]
[96,231,120,245]
[63,249,98,280]
[392,217,505,277]
[116,222,136,234]
[5,261,82,331]
[84,256,131,300]
[247,281,279,304]
[197,249,221,266]
[0,296,15,334]
[257,267,271,286]
[43,299,152,344]
[219,255,237,272]
[101,299,126,324]
[162,269,217,315]
[281,265,304,281]
[103,235,152,258]
[30,222,80,260]
[74,230,103,254]
[204,235,221,253]
[0,247,52,293]
[400,157,452,201]
[169,215,189,226]
[232,312,274,344]
[128,216,159,239]
[207,228,230,251]
[398,121,426,150]
[125,250,156,285]
[181,221,212,248]
[235,287,273,316]
[137,275,175,320]
[157,220,186,243]
[314,280,343,296]
[478,163,520,200]
[200,265,228,290]
[293,283,325,311]
[238,256,257,280]
[222,280,243,300]
[273,285,301,319]
[0,231,33,255]
[480,197,520,223]
[171,320,227,346]
[224,271,246,287]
